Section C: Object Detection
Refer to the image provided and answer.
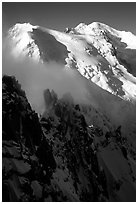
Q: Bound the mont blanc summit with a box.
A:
[8,22,136,102]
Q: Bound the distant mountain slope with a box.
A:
[8,22,136,101]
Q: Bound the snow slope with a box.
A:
[8,22,136,102]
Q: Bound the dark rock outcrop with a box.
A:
[2,76,136,202]
[2,75,56,201]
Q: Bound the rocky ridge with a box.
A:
[2,75,136,201]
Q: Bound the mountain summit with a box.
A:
[8,22,136,102]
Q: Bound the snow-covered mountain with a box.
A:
[8,22,136,102]
[5,21,136,148]
[3,22,136,201]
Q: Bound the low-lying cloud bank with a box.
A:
[2,39,89,113]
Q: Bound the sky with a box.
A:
[2,2,136,35]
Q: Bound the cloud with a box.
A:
[2,38,89,113]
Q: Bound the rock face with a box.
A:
[2,75,56,201]
[41,90,136,202]
[2,76,136,201]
